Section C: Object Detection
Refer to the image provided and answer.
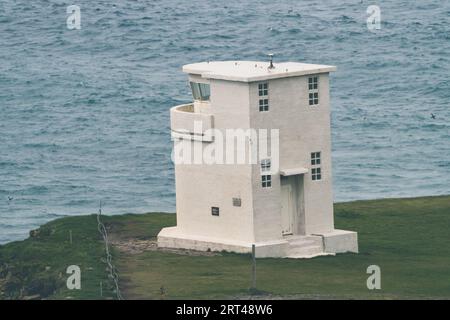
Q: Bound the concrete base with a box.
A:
[314,229,359,254]
[158,227,358,258]
[158,227,289,258]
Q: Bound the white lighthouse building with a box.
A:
[158,59,358,258]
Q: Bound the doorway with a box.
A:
[280,175,305,236]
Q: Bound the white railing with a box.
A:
[170,103,213,142]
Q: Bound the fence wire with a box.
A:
[97,203,123,300]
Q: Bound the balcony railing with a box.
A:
[170,103,213,142]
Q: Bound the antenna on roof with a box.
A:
[268,53,275,69]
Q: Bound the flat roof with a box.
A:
[183,60,336,82]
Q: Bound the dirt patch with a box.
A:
[110,239,157,255]
[110,238,220,257]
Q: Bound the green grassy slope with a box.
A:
[0,215,117,299]
[1,195,449,299]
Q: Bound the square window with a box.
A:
[259,99,269,112]
[309,93,319,105]
[211,207,220,216]
[311,152,321,165]
[258,82,268,96]
[232,198,241,207]
[311,168,322,181]
[308,76,318,90]
[262,175,272,188]
[308,77,319,105]
[261,158,271,172]
[311,151,322,180]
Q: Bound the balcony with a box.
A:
[170,103,214,142]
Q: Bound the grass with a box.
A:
[1,195,449,299]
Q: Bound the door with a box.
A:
[281,183,294,235]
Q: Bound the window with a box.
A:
[261,159,271,188]
[262,175,272,188]
[198,83,210,100]
[258,82,268,96]
[311,168,321,181]
[190,82,210,101]
[211,207,219,216]
[308,76,319,105]
[259,99,269,112]
[190,82,201,100]
[309,92,319,105]
[261,158,271,172]
[311,152,321,165]
[258,82,269,112]
[308,76,318,90]
[311,151,322,181]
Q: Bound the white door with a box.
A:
[281,184,293,235]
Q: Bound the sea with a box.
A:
[0,0,449,244]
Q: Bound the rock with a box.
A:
[23,294,41,300]
[29,229,40,238]
[29,227,52,238]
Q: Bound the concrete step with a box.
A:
[288,239,315,246]
[285,235,326,259]
[289,245,323,256]
[287,235,323,246]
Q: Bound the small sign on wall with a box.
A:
[232,198,242,207]
[211,207,220,216]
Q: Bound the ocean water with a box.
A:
[0,0,449,244]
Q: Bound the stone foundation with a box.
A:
[158,227,358,258]
[158,227,289,258]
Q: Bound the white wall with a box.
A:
[174,79,256,243]
[249,73,335,242]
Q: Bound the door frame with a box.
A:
[280,174,306,236]
[281,183,294,235]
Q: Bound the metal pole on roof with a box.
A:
[268,53,275,69]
